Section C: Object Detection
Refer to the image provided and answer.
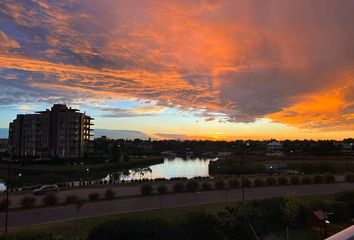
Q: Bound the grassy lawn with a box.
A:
[0,156,163,185]
[10,193,338,240]
[0,156,163,173]
[25,204,224,239]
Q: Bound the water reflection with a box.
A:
[119,157,217,181]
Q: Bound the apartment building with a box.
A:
[9,104,93,159]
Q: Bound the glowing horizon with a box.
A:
[0,0,353,140]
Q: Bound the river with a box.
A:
[117,157,218,181]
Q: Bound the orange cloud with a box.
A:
[268,79,354,130]
[0,31,20,52]
[0,0,353,136]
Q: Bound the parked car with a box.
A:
[0,183,6,192]
[33,185,59,195]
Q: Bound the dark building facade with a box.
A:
[0,139,9,153]
[9,104,93,158]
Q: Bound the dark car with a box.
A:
[33,184,59,195]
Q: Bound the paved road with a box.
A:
[1,176,346,208]
[0,183,353,230]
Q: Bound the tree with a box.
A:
[108,141,121,162]
[140,184,153,195]
[282,197,301,240]
[180,211,223,240]
[132,167,152,180]
[218,205,259,240]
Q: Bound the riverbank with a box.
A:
[209,155,354,175]
[0,156,163,186]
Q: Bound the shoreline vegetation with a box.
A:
[1,155,353,188]
[209,155,354,175]
[0,156,163,186]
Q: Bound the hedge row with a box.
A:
[0,188,120,210]
[139,172,345,195]
[2,172,352,209]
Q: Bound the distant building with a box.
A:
[266,141,283,152]
[217,152,233,157]
[9,104,93,159]
[334,141,353,154]
[136,142,153,151]
[161,151,176,157]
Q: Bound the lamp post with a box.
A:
[347,143,353,171]
[86,168,90,184]
[5,160,10,234]
[240,142,249,206]
[225,185,229,206]
[241,163,244,205]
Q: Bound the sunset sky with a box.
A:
[0,0,353,140]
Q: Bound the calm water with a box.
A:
[119,157,218,181]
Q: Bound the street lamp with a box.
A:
[5,160,11,235]
[86,168,90,184]
[240,142,249,205]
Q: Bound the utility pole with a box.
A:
[159,195,162,216]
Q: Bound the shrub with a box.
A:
[323,173,335,183]
[242,178,252,188]
[42,193,58,206]
[325,201,352,222]
[185,181,199,192]
[334,190,354,202]
[290,176,300,185]
[0,231,60,240]
[65,195,78,204]
[180,211,223,240]
[39,173,65,184]
[201,182,212,191]
[254,178,265,187]
[88,217,174,240]
[302,176,312,184]
[89,193,101,201]
[228,178,240,188]
[345,172,354,183]
[0,198,11,211]
[172,182,184,193]
[214,180,225,189]
[266,177,276,186]
[104,188,116,199]
[156,184,168,194]
[20,196,36,209]
[313,175,324,184]
[141,184,153,195]
[278,177,288,185]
